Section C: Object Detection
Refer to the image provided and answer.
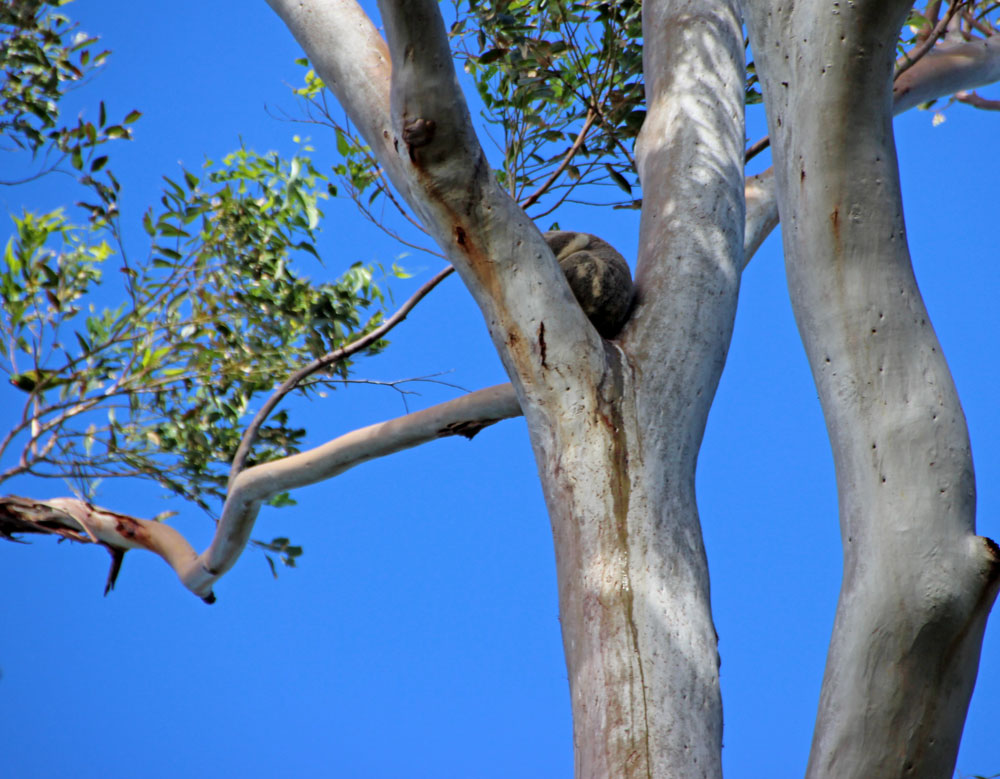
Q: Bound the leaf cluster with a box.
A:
[0,3,416,532]
[1,145,402,513]
[449,0,643,214]
[0,0,139,183]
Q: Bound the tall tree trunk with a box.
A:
[745,2,1000,776]
[267,0,744,775]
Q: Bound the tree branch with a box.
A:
[956,88,1000,108]
[375,0,605,399]
[2,384,521,600]
[265,0,411,203]
[894,0,968,79]
[228,263,456,486]
[893,34,1000,112]
[744,169,778,265]
[518,110,596,210]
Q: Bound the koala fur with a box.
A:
[543,230,633,338]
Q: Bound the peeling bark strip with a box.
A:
[745,2,1000,776]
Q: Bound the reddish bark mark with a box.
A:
[454,225,466,247]
[115,516,151,546]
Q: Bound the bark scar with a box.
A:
[438,419,499,440]
[538,321,547,369]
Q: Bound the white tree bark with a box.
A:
[893,35,1000,114]
[0,385,521,600]
[265,0,744,775]
[10,3,1000,776]
[744,2,1000,776]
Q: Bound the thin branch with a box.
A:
[956,88,1000,107]
[519,110,596,209]
[744,135,771,163]
[962,9,995,37]
[896,0,970,79]
[228,264,455,485]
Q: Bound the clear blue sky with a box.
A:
[2,2,998,777]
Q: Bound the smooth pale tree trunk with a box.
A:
[266,0,743,775]
[744,2,1000,776]
[6,3,1000,774]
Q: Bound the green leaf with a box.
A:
[479,47,508,64]
[606,165,632,194]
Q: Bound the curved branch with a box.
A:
[191,383,521,598]
[744,169,778,266]
[228,264,455,485]
[0,495,205,600]
[743,32,1000,268]
[3,385,522,601]
[893,34,1000,113]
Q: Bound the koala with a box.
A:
[544,230,633,338]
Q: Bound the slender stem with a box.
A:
[895,0,968,79]
[956,89,1000,108]
[227,264,455,485]
[744,134,771,162]
[519,111,596,209]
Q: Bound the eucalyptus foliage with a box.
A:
[1,1,406,541]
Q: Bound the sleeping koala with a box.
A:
[544,230,633,338]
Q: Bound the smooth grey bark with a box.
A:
[15,1,999,775]
[893,35,1000,114]
[266,0,744,775]
[0,385,522,600]
[744,2,1000,776]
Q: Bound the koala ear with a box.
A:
[543,230,589,261]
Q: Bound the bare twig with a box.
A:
[519,111,597,210]
[956,88,1000,108]
[745,135,771,163]
[896,1,970,79]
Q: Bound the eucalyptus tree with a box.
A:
[3,1,1000,777]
